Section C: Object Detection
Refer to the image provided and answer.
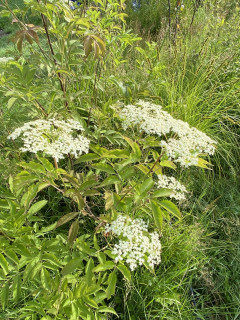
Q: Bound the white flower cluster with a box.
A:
[118,100,216,167]
[8,119,90,162]
[105,215,161,271]
[156,174,187,201]
[0,57,13,64]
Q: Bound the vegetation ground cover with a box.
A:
[0,0,239,319]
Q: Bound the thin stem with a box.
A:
[37,0,70,112]
[53,158,58,169]
[167,0,171,45]
[87,59,100,126]
[34,100,48,117]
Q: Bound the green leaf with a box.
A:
[92,163,115,174]
[5,249,19,265]
[97,306,118,315]
[99,175,121,187]
[75,153,100,163]
[160,160,176,169]
[84,295,98,308]
[152,188,173,198]
[13,175,38,190]
[139,177,154,194]
[159,200,181,219]
[61,258,83,276]
[135,164,150,175]
[85,258,94,285]
[197,158,213,169]
[12,275,21,302]
[92,261,115,272]
[104,149,129,159]
[0,199,9,209]
[0,253,8,275]
[68,220,79,246]
[28,200,48,216]
[7,97,17,109]
[20,184,38,208]
[18,161,46,174]
[151,200,163,231]
[41,267,51,291]
[117,264,131,282]
[123,136,142,160]
[56,212,79,228]
[77,241,95,255]
[78,179,98,192]
[38,157,54,172]
[1,283,9,310]
[106,271,117,299]
[23,260,37,283]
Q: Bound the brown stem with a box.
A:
[53,158,58,169]
[37,0,70,112]
[87,59,100,126]
[34,100,48,117]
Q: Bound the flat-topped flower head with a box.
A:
[156,174,187,201]
[105,215,161,271]
[118,100,216,167]
[8,119,90,162]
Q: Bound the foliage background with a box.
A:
[0,0,240,319]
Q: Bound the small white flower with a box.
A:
[156,174,187,201]
[0,57,14,64]
[117,100,216,167]
[8,119,90,162]
[106,215,161,271]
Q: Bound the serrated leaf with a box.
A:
[75,153,100,163]
[139,177,154,194]
[56,212,79,228]
[123,136,141,160]
[61,258,83,276]
[7,97,17,109]
[84,36,93,58]
[104,149,129,159]
[117,264,131,282]
[159,200,181,219]
[77,241,95,255]
[41,267,51,290]
[106,271,117,299]
[38,157,54,172]
[100,175,121,187]
[152,188,173,198]
[160,160,177,169]
[1,283,9,310]
[92,163,115,174]
[12,275,21,302]
[5,249,19,265]
[197,158,213,169]
[78,179,98,192]
[92,261,115,272]
[85,258,94,285]
[28,200,48,216]
[0,253,8,275]
[84,295,98,308]
[97,306,118,315]
[68,220,79,246]
[151,200,163,231]
[27,29,40,44]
